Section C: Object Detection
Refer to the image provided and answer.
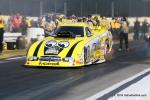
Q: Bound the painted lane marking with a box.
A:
[108,74,150,100]
[0,56,25,64]
[86,68,150,100]
[0,61,6,64]
[6,56,25,61]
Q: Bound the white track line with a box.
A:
[6,56,25,60]
[0,61,5,64]
[0,56,25,64]
[86,68,150,100]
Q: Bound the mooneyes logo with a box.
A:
[45,40,70,48]
[58,42,70,48]
[45,40,57,48]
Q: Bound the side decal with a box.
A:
[66,40,83,57]
[33,41,44,56]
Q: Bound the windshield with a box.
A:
[55,26,84,37]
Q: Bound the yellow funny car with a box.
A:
[25,23,113,67]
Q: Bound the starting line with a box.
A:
[86,68,150,100]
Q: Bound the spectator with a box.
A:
[71,15,77,22]
[12,14,22,32]
[77,18,82,22]
[37,17,43,27]
[119,17,129,51]
[26,18,31,28]
[110,18,116,39]
[7,16,14,32]
[114,18,121,40]
[55,17,63,28]
[8,16,17,32]
[87,15,94,30]
[0,12,5,54]
[141,19,149,40]
[20,16,28,35]
[87,15,94,24]
[93,16,100,30]
[133,18,141,40]
[31,19,38,27]
[101,16,110,30]
[93,16,100,26]
[82,17,87,22]
[44,17,56,37]
[144,25,150,47]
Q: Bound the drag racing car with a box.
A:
[25,23,113,67]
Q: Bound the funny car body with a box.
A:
[25,23,113,67]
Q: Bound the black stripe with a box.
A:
[66,40,82,57]
[33,41,44,56]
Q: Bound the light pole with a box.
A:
[80,0,83,16]
[142,0,150,16]
[9,0,12,15]
[40,1,43,16]
[64,2,67,16]
[111,0,115,17]
[54,0,57,13]
[96,2,98,14]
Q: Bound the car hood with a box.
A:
[30,37,85,58]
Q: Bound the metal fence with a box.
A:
[0,0,150,17]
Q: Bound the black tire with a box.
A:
[7,42,15,50]
[16,36,27,49]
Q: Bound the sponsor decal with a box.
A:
[45,40,70,48]
[45,48,59,55]
[39,62,59,66]
[58,41,70,48]
[45,40,57,48]
[40,56,61,62]
[44,41,70,55]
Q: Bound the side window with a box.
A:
[86,27,91,37]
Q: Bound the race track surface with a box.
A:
[0,40,150,100]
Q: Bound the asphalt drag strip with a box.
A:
[0,40,149,100]
[86,68,150,100]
